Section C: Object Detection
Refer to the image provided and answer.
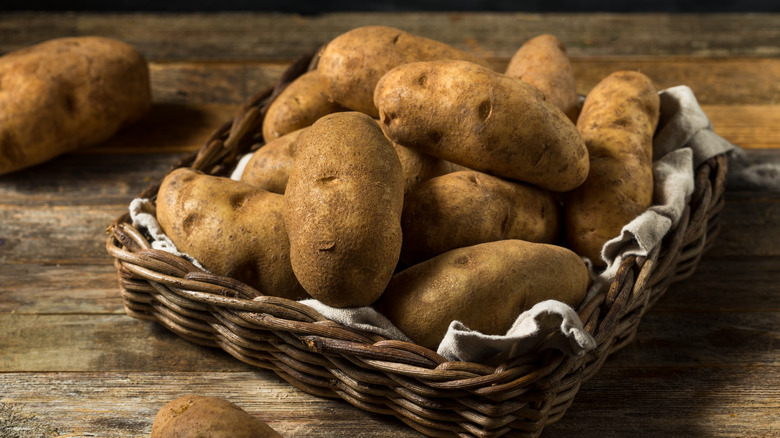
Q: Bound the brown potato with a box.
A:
[284,112,404,307]
[374,59,589,192]
[0,36,151,175]
[389,131,468,195]
[156,168,307,300]
[400,170,561,265]
[317,25,492,117]
[262,70,345,142]
[505,34,580,122]
[241,128,305,194]
[374,240,590,351]
[151,395,283,438]
[565,71,660,266]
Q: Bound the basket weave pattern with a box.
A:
[106,54,728,437]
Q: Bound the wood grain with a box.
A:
[2,13,780,59]
[0,372,419,437]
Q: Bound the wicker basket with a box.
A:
[106,52,729,437]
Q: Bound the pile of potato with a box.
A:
[156,26,660,351]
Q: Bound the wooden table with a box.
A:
[1,12,778,438]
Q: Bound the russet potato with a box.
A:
[284,111,404,307]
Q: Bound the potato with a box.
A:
[392,142,467,195]
[0,36,151,175]
[317,25,492,118]
[564,71,660,266]
[505,34,579,122]
[374,59,589,192]
[241,128,305,194]
[156,168,307,300]
[284,111,404,307]
[262,70,345,142]
[151,395,282,438]
[400,170,561,265]
[374,240,590,351]
[241,123,461,196]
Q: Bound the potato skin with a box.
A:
[262,70,345,142]
[565,71,660,266]
[374,240,590,351]
[374,59,589,192]
[284,112,404,307]
[505,34,579,122]
[156,168,307,300]
[151,395,282,438]
[0,36,151,175]
[317,25,492,117]
[401,170,561,265]
[241,128,305,194]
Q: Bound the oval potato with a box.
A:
[374,59,589,192]
[505,34,579,122]
[565,71,660,266]
[241,128,305,194]
[400,170,561,265]
[151,395,283,438]
[374,240,590,351]
[284,111,404,307]
[317,25,492,117]
[0,36,151,175]
[262,70,345,142]
[156,168,307,300]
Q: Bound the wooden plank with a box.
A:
[0,302,775,372]
[544,365,780,438]
[652,257,780,313]
[570,57,780,106]
[0,372,419,437]
[0,203,126,265]
[0,153,180,206]
[0,264,123,314]
[0,314,255,372]
[1,366,777,437]
[2,13,780,59]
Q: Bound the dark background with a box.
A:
[1,1,778,13]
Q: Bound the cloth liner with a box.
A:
[129,85,738,366]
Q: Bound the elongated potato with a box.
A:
[374,240,590,351]
[284,112,404,307]
[262,70,345,142]
[400,170,561,265]
[505,34,579,122]
[0,36,151,175]
[151,395,283,438]
[156,168,307,300]
[241,128,305,194]
[374,59,589,192]
[565,70,660,266]
[317,25,492,117]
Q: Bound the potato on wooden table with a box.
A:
[156,168,307,300]
[564,70,660,266]
[374,59,589,192]
[151,395,283,438]
[374,240,590,351]
[0,36,151,175]
[400,170,562,265]
[317,25,492,117]
[284,111,404,308]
